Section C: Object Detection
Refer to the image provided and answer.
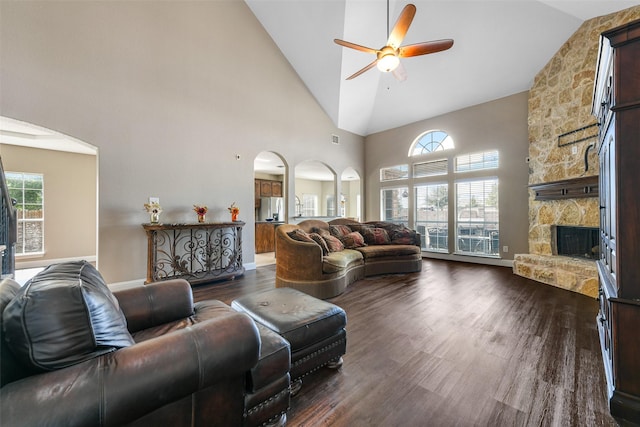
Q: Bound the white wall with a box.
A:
[0,1,364,283]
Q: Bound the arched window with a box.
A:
[410,130,454,156]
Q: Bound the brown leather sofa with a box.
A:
[0,262,289,427]
[275,219,422,299]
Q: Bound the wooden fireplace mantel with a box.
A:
[529,175,598,201]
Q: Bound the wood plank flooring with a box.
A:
[192,259,623,427]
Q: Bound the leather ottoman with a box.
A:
[232,288,347,394]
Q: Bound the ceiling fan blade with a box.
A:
[387,4,416,49]
[392,61,407,82]
[334,39,378,55]
[399,39,454,58]
[346,59,378,80]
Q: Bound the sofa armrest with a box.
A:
[0,311,260,427]
[276,225,324,280]
[113,279,194,333]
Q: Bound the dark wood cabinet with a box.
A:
[255,180,261,208]
[255,222,277,254]
[592,18,640,423]
[255,179,283,199]
[260,180,273,197]
[271,181,282,197]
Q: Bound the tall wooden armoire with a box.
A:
[592,18,640,423]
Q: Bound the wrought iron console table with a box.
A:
[142,222,245,285]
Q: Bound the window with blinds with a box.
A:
[455,150,499,172]
[413,159,448,178]
[415,183,449,253]
[455,178,499,256]
[7,172,44,255]
[380,188,409,225]
[380,164,408,181]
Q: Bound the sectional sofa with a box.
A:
[275,218,422,299]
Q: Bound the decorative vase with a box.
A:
[150,212,160,224]
[197,213,205,223]
[231,212,238,222]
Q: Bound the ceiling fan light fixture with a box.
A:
[377,52,399,73]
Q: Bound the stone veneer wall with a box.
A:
[513,6,640,298]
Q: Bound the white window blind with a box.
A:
[413,159,448,178]
[380,164,408,181]
[455,150,499,172]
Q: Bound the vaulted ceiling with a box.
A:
[245,0,639,137]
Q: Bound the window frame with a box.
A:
[454,177,499,257]
[380,186,409,226]
[414,182,449,253]
[380,164,409,182]
[6,171,45,256]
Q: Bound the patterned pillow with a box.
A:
[288,229,315,244]
[329,224,352,238]
[309,232,329,256]
[340,231,366,249]
[360,227,391,245]
[312,227,330,237]
[390,228,417,245]
[322,234,345,252]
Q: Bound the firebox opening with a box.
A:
[551,225,599,260]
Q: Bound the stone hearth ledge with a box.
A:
[513,253,598,298]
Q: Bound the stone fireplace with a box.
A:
[510,8,640,299]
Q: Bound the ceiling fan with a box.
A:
[334,2,453,81]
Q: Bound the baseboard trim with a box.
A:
[16,255,97,270]
[422,252,514,268]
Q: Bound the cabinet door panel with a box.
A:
[261,181,272,197]
[271,181,282,197]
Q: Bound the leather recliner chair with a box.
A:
[0,274,279,427]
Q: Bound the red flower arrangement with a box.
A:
[193,205,208,215]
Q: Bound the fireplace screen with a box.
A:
[552,226,599,260]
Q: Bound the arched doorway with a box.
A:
[253,151,287,265]
[340,167,361,221]
[0,116,98,283]
[294,160,336,220]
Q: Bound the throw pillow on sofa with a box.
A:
[3,261,135,371]
[308,232,329,256]
[323,235,344,252]
[360,227,391,245]
[329,225,352,238]
[365,221,417,245]
[314,227,345,252]
[288,228,316,244]
[339,231,366,249]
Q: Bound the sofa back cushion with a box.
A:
[2,261,135,371]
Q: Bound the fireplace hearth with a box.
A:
[552,225,599,260]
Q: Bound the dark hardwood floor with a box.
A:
[193,259,623,427]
